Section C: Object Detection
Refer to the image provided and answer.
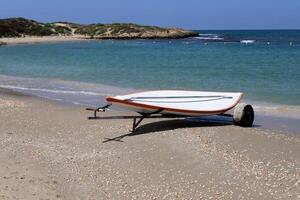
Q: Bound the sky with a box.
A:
[0,0,299,30]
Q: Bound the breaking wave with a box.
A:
[240,40,255,44]
[195,33,224,41]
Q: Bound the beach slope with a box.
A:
[0,89,299,199]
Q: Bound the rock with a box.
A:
[0,41,6,46]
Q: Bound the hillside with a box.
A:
[0,18,198,39]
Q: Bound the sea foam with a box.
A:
[195,33,224,41]
[240,40,255,44]
[0,85,103,96]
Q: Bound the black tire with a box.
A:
[233,103,254,127]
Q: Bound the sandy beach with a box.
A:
[0,89,299,199]
[0,36,88,45]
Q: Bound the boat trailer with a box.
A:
[86,104,242,133]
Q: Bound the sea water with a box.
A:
[0,30,299,113]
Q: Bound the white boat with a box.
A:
[88,90,254,132]
[106,90,243,116]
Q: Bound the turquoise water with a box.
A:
[0,30,300,106]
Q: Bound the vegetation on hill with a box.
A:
[0,17,198,39]
[0,18,53,37]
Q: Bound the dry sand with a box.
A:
[0,36,88,45]
[0,89,299,199]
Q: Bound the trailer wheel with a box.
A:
[233,103,254,127]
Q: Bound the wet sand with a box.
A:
[0,89,299,199]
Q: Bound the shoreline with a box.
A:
[0,34,195,45]
[1,73,300,114]
[0,74,300,116]
[0,85,299,199]
[1,85,299,135]
[1,74,300,113]
[0,36,89,45]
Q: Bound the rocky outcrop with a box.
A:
[0,18,198,39]
[74,23,198,39]
[0,41,6,45]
